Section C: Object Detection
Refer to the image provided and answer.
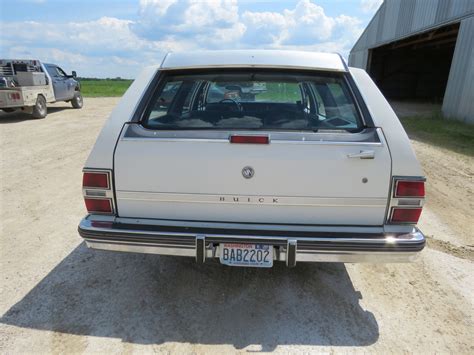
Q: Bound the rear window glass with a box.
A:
[143,71,363,131]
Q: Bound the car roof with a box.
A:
[160,50,347,72]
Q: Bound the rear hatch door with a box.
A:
[114,69,391,225]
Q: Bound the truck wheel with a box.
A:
[32,95,47,119]
[71,92,83,109]
[2,108,15,113]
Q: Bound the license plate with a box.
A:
[220,243,273,268]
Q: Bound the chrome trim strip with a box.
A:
[121,138,384,146]
[115,191,387,208]
[122,125,383,146]
[85,190,107,197]
[113,216,388,234]
[86,241,199,257]
[397,199,422,206]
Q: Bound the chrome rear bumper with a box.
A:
[78,216,425,266]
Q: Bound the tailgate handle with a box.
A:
[347,150,375,159]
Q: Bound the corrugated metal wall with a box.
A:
[412,0,438,31]
[351,0,474,52]
[442,16,474,123]
[348,0,474,122]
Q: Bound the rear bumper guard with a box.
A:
[78,217,425,265]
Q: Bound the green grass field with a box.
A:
[400,113,474,157]
[80,79,133,97]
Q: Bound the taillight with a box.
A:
[8,92,21,100]
[388,177,425,224]
[84,198,113,214]
[83,171,109,189]
[390,208,423,224]
[395,180,425,197]
[82,169,115,215]
[230,135,270,144]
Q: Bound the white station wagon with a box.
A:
[78,50,426,268]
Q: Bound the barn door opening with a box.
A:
[368,23,459,103]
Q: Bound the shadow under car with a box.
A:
[1,243,379,351]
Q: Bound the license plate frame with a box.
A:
[219,243,273,268]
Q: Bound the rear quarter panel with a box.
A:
[349,67,424,177]
[84,66,158,169]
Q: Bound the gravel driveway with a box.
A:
[0,98,472,353]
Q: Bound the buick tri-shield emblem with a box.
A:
[242,166,255,179]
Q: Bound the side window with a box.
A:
[256,82,300,103]
[312,89,326,117]
[56,66,67,77]
[46,65,66,78]
[327,83,359,125]
[45,65,57,77]
[310,83,333,118]
[149,81,182,119]
[328,83,347,105]
[182,82,200,113]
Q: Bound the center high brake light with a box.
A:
[82,170,115,215]
[230,135,270,144]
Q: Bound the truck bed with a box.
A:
[0,85,55,108]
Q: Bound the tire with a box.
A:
[2,108,15,113]
[71,92,83,109]
[32,95,47,119]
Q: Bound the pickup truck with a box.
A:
[0,59,83,118]
[78,50,426,268]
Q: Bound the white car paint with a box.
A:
[85,50,422,179]
[114,128,392,224]
[80,50,426,264]
[161,50,346,72]
[84,65,157,168]
[349,67,424,177]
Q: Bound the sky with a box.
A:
[0,0,382,78]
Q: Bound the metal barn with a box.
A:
[349,0,474,123]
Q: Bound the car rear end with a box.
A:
[78,51,425,267]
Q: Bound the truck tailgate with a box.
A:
[0,89,24,108]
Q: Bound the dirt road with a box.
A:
[0,98,472,353]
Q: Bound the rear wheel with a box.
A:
[32,95,47,119]
[2,108,15,113]
[71,92,83,109]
